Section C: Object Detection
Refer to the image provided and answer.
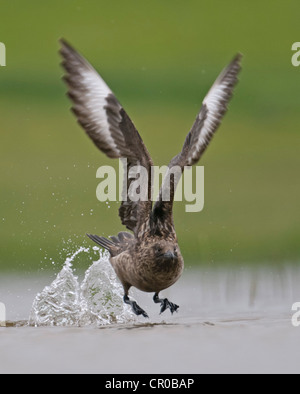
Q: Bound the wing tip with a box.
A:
[58,38,90,70]
[231,52,243,73]
[59,37,75,52]
[233,52,243,63]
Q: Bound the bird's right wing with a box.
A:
[59,39,153,234]
[152,54,242,231]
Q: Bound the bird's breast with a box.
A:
[133,255,184,293]
[110,250,184,293]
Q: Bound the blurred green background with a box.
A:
[0,0,299,272]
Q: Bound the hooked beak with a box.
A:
[162,251,176,261]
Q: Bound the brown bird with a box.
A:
[59,39,242,317]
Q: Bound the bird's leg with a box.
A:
[153,293,179,315]
[123,295,149,318]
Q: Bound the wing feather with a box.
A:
[152,54,242,226]
[59,39,153,233]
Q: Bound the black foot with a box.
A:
[124,295,149,318]
[153,293,179,315]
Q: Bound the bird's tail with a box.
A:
[86,233,115,253]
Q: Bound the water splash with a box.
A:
[29,247,135,327]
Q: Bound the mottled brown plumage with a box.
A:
[59,39,242,317]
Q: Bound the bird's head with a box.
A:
[152,240,180,263]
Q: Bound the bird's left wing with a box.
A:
[152,54,242,231]
[59,39,153,234]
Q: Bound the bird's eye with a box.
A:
[156,247,162,253]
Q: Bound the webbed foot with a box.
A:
[124,295,149,318]
[153,293,179,315]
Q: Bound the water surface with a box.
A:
[0,254,299,373]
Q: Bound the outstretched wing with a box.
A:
[59,39,153,234]
[152,54,242,230]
